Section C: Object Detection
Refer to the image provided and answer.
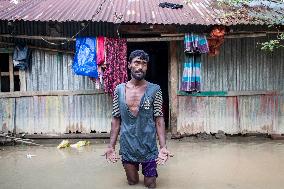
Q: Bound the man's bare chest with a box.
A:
[125,85,147,115]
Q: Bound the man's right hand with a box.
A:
[103,147,120,163]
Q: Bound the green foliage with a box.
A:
[215,0,284,51]
[183,0,192,5]
[260,33,284,51]
[216,0,249,5]
[183,0,284,51]
[261,40,281,51]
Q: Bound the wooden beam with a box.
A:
[227,90,280,96]
[127,32,268,43]
[0,48,13,53]
[0,90,106,98]
[177,90,281,97]
[21,133,110,139]
[0,63,1,91]
[225,33,267,39]
[161,34,184,37]
[0,34,75,41]
[127,37,183,42]
[9,54,14,92]
[19,70,26,91]
[161,32,268,38]
[168,41,178,135]
[0,71,19,76]
[0,42,74,54]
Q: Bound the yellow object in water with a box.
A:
[70,141,90,148]
[57,140,70,149]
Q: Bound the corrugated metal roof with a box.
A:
[0,0,281,25]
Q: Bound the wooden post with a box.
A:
[168,41,178,136]
[0,62,1,91]
[9,54,14,92]
[19,70,26,91]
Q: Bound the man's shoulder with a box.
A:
[147,82,161,95]
[115,83,126,90]
[147,82,161,90]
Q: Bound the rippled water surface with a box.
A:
[1,139,284,189]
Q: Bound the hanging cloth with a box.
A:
[73,37,98,78]
[96,36,105,66]
[184,33,209,54]
[208,26,226,56]
[103,38,128,95]
[180,54,201,92]
[13,44,30,70]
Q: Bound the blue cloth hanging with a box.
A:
[73,37,98,78]
[13,45,30,70]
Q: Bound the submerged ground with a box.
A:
[1,137,284,189]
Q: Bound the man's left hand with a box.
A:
[156,147,174,165]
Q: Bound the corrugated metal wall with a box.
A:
[26,50,98,91]
[0,50,113,134]
[177,37,284,134]
[178,95,284,134]
[201,37,284,91]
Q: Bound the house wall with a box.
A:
[176,36,284,135]
[0,50,113,134]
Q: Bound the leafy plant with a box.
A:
[184,0,284,51]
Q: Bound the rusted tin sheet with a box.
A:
[178,96,239,134]
[0,49,113,134]
[0,0,281,25]
[177,94,284,134]
[200,37,284,92]
[177,35,284,134]
[1,94,112,134]
[26,50,98,91]
[0,98,15,133]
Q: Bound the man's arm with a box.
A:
[155,116,166,149]
[104,117,120,163]
[153,88,166,148]
[153,88,173,165]
[108,117,121,149]
[104,86,121,163]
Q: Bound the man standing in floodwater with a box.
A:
[104,50,173,188]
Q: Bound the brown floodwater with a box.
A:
[1,138,284,189]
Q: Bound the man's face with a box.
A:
[128,57,148,81]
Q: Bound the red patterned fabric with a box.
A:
[103,38,128,95]
[96,36,105,65]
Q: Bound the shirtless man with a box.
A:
[104,50,172,188]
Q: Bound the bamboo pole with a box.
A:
[9,53,14,92]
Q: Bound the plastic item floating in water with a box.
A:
[26,154,36,158]
[57,140,70,149]
[70,141,90,148]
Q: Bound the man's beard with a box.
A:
[131,70,146,81]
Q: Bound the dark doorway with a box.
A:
[127,42,169,129]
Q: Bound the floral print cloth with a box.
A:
[103,38,128,95]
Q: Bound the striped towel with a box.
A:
[181,54,201,92]
[184,33,209,54]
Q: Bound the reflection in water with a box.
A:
[1,140,284,189]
